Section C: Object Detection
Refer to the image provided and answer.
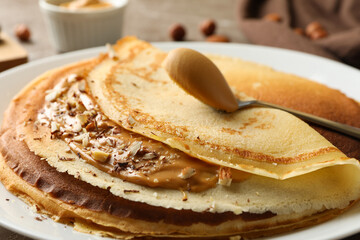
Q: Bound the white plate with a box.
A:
[0,42,359,240]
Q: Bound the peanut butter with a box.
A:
[162,48,239,112]
[60,0,112,10]
[38,74,250,192]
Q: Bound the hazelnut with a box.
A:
[293,28,305,36]
[305,22,323,35]
[169,23,186,41]
[305,22,328,40]
[309,28,328,40]
[263,13,282,22]
[206,34,230,43]
[14,24,31,42]
[199,19,216,36]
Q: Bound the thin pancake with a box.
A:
[210,54,360,160]
[87,36,360,179]
[2,36,360,239]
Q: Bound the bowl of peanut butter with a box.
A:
[39,0,127,52]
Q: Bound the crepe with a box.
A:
[88,37,359,179]
[1,36,360,239]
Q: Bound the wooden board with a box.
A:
[0,32,28,72]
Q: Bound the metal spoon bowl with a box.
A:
[162,48,360,140]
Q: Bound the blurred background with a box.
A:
[0,0,245,62]
[0,0,359,239]
[1,0,359,70]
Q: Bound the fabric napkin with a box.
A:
[237,0,360,69]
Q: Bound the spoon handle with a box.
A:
[248,100,360,139]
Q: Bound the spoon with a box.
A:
[162,48,360,140]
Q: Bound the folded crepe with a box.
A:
[1,36,360,239]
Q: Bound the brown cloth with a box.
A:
[237,0,360,69]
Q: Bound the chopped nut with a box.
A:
[142,152,157,160]
[178,167,196,179]
[153,178,159,183]
[209,201,217,212]
[65,147,72,153]
[128,141,142,157]
[79,94,94,110]
[67,74,78,83]
[77,80,86,92]
[72,134,84,142]
[82,133,89,147]
[72,121,82,132]
[127,115,136,126]
[76,114,89,126]
[182,190,188,201]
[50,121,60,133]
[85,121,97,131]
[218,167,232,186]
[45,90,61,102]
[91,150,109,162]
[75,102,86,112]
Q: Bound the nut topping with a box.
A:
[178,167,196,179]
[218,167,232,186]
[142,152,157,160]
[45,90,61,102]
[79,94,94,110]
[91,150,109,162]
[76,114,89,126]
[77,80,86,92]
[37,73,222,192]
[128,141,142,157]
[127,115,136,126]
[50,121,60,133]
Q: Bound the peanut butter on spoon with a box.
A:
[162,48,360,139]
[162,48,238,112]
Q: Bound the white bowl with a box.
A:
[39,0,127,52]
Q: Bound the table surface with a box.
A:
[0,0,359,239]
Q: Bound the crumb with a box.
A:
[182,191,188,201]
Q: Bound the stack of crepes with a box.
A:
[1,36,360,239]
